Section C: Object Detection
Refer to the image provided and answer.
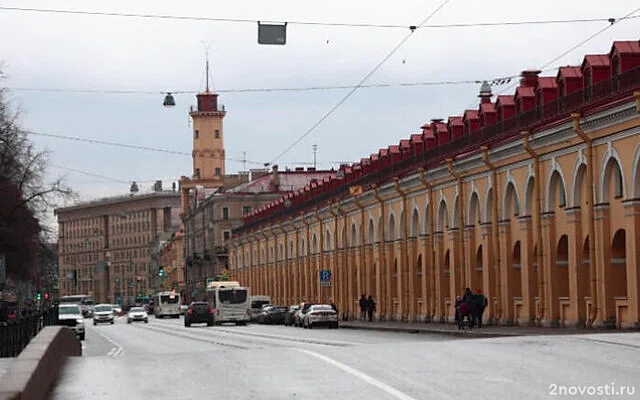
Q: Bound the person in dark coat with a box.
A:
[359,295,367,321]
[473,289,488,328]
[366,296,375,322]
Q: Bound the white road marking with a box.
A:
[93,328,124,358]
[295,348,422,400]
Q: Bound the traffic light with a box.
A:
[158,266,164,277]
[44,293,50,301]
[36,291,42,301]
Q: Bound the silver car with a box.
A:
[58,305,86,340]
[93,304,115,325]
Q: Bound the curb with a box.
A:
[0,326,81,400]
[339,324,521,338]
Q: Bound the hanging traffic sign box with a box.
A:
[258,22,287,45]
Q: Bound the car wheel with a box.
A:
[127,319,131,324]
[79,332,85,341]
[110,320,114,325]
[93,321,97,326]
[144,319,148,323]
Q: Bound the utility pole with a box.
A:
[312,144,318,168]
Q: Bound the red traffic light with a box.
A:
[44,293,50,300]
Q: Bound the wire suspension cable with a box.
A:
[0,6,635,29]
[268,0,452,165]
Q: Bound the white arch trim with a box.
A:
[501,175,521,220]
[631,143,640,198]
[570,156,587,207]
[599,145,626,202]
[545,161,568,212]
[467,190,481,224]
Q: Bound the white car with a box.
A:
[127,307,149,323]
[58,304,86,340]
[93,304,115,325]
[302,304,339,329]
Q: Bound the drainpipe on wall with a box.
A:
[279,225,289,305]
[446,158,467,288]
[314,208,325,302]
[352,196,367,304]
[373,185,387,320]
[301,213,311,303]
[336,201,350,319]
[393,177,409,320]
[328,202,342,317]
[481,146,503,321]
[571,113,599,327]
[418,168,436,321]
[521,133,545,325]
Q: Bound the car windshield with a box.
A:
[251,300,269,309]
[59,306,81,315]
[130,307,145,312]
[95,305,112,312]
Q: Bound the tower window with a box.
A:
[215,129,220,139]
[194,130,199,139]
[195,168,201,179]
[215,168,221,176]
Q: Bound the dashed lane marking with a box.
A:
[295,348,446,400]
[93,329,124,358]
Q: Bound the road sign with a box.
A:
[319,270,331,281]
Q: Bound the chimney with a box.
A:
[520,70,541,88]
[430,118,443,130]
[269,164,280,191]
[478,81,492,104]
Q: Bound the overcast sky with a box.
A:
[1,0,639,217]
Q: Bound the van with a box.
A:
[248,295,271,322]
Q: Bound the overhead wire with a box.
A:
[0,6,636,30]
[268,0,452,165]
[496,6,640,96]
[5,74,522,96]
[24,130,266,165]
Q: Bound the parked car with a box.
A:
[184,302,214,327]
[57,304,85,340]
[302,304,339,329]
[294,303,314,327]
[127,307,149,323]
[258,305,288,325]
[93,304,115,325]
[284,305,300,326]
[110,304,122,315]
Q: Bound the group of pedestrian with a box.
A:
[454,288,488,330]
[358,295,376,322]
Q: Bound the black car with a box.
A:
[184,302,214,327]
[259,305,288,325]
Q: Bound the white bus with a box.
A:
[205,281,250,325]
[59,295,95,318]
[152,291,181,318]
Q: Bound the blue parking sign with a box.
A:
[319,270,332,281]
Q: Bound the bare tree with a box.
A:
[1,70,74,281]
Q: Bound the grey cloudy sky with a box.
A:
[1,0,639,212]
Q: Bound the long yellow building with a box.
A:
[229,41,640,329]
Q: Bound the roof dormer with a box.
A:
[581,54,610,100]
[421,123,437,149]
[410,133,424,154]
[535,77,558,117]
[495,95,516,121]
[556,66,582,96]
[462,110,480,135]
[448,117,464,140]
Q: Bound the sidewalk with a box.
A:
[339,320,616,338]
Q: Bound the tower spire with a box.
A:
[205,52,210,93]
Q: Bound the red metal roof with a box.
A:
[435,123,448,133]
[583,54,610,68]
[496,95,515,106]
[227,170,336,193]
[410,133,423,142]
[448,116,464,125]
[537,77,558,89]
[557,66,582,79]
[479,102,496,113]
[463,110,479,120]
[388,145,400,153]
[516,86,535,98]
[611,40,640,55]
[399,139,411,149]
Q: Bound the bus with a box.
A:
[205,281,250,325]
[59,295,95,317]
[152,291,181,318]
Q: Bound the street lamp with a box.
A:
[163,92,176,108]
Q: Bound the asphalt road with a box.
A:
[52,316,640,400]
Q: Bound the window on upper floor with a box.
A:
[222,207,229,220]
[194,130,199,139]
[215,168,221,176]
[215,129,220,138]
[242,206,251,216]
[223,231,230,241]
